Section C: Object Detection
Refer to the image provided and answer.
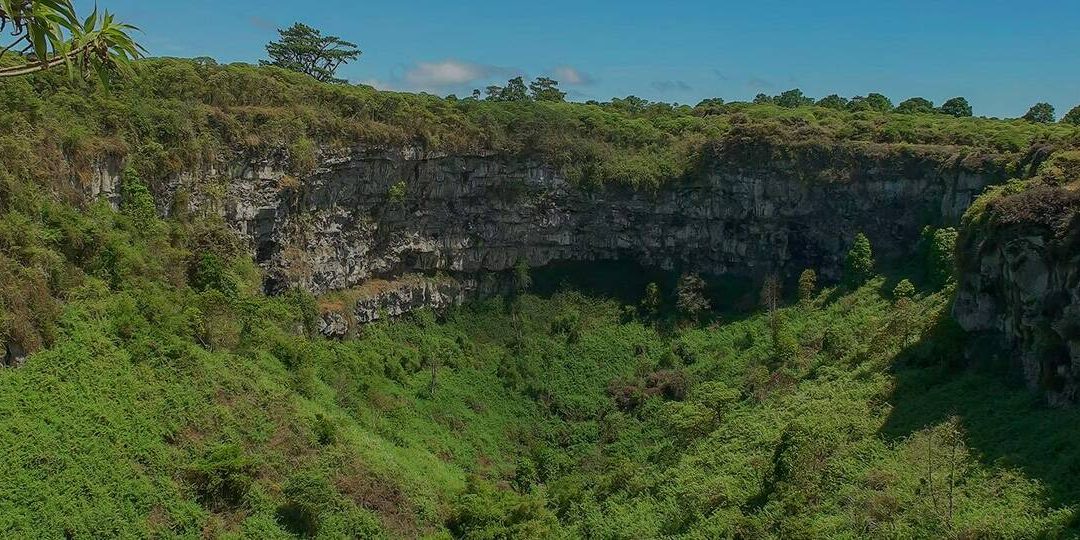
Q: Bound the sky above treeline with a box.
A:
[77,0,1080,118]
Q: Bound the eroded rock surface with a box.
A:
[92,140,1004,325]
[954,191,1080,405]
[141,142,999,297]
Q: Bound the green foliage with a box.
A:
[513,257,532,293]
[896,97,935,114]
[0,184,1075,536]
[1,57,1080,538]
[448,479,558,539]
[119,166,157,231]
[940,97,973,117]
[815,94,848,110]
[893,278,915,301]
[528,77,566,102]
[845,232,874,283]
[924,227,958,288]
[769,312,800,367]
[1062,105,1080,126]
[486,76,529,102]
[0,0,144,82]
[0,57,1074,195]
[774,88,813,108]
[190,252,237,296]
[261,22,360,83]
[289,136,318,176]
[1023,102,1056,123]
[188,444,258,511]
[797,269,817,304]
[676,272,709,318]
[850,92,893,112]
[387,180,407,204]
[640,281,661,317]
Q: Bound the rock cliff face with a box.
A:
[203,142,1001,296]
[954,187,1080,405]
[316,274,500,338]
[94,140,1003,329]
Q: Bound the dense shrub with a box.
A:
[797,269,817,304]
[990,185,1080,233]
[845,232,874,283]
[676,273,710,318]
[187,444,258,511]
[924,227,958,287]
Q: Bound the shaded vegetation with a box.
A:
[0,162,1078,537]
[958,149,1080,275]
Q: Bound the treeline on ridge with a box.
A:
[2,57,1079,194]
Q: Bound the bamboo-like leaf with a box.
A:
[82,5,96,34]
[0,0,142,82]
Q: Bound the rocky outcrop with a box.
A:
[954,185,1080,405]
[91,140,1004,321]
[174,141,1001,297]
[2,341,27,368]
[315,274,503,337]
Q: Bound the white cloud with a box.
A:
[358,78,399,91]
[404,60,504,87]
[551,66,593,86]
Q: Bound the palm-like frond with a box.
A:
[0,0,143,81]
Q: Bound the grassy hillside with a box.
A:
[1,167,1079,538]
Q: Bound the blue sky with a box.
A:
[78,0,1080,118]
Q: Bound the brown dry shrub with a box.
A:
[990,185,1080,235]
[334,458,418,537]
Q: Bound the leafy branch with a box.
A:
[0,0,144,81]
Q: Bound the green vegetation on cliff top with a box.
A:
[3,58,1079,189]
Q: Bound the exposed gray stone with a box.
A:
[955,229,1080,405]
[2,341,26,368]
[94,142,1004,326]
[318,311,349,339]
[169,145,998,297]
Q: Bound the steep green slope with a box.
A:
[1,169,1078,538]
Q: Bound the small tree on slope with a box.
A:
[845,233,874,283]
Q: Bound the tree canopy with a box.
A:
[896,97,935,114]
[484,76,568,102]
[1023,102,1055,123]
[261,22,360,84]
[1063,105,1080,126]
[528,76,566,102]
[815,94,849,110]
[939,97,973,117]
[849,93,893,112]
[845,233,874,283]
[775,88,814,108]
[0,0,142,81]
[485,76,529,101]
